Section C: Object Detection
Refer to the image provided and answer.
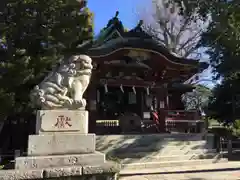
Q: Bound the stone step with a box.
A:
[96,134,206,142]
[103,140,206,147]
[121,158,228,170]
[99,141,207,151]
[111,142,208,154]
[120,161,240,175]
[120,153,221,163]
[96,135,207,152]
[113,148,217,159]
[167,148,217,155]
[154,148,217,156]
[96,134,213,160]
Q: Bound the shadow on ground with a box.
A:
[96,133,211,164]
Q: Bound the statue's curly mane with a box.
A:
[30,55,93,110]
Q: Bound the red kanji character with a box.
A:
[54,115,72,128]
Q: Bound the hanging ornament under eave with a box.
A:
[120,84,124,93]
[189,78,193,84]
[132,86,136,94]
[195,74,199,81]
[104,84,108,93]
[146,87,149,95]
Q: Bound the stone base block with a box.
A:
[0,162,121,180]
[36,110,88,134]
[28,134,95,156]
[15,152,105,170]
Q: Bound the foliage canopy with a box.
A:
[0,0,93,121]
[173,0,240,126]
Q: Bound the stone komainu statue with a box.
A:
[30,55,93,110]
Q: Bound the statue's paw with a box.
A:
[68,98,74,104]
[60,87,68,94]
[65,98,73,105]
[73,99,86,109]
[74,100,82,105]
[39,97,45,102]
[82,99,86,107]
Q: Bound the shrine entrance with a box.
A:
[96,85,144,121]
[94,84,162,133]
[86,13,208,134]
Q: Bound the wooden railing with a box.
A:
[220,139,240,149]
[165,110,201,121]
[165,110,203,133]
[95,110,203,134]
[95,120,121,134]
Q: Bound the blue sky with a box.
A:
[87,0,148,34]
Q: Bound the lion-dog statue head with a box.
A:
[30,55,93,110]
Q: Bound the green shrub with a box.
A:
[208,127,231,137]
[230,120,240,137]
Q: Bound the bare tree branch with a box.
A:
[137,0,210,59]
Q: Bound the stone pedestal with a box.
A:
[10,110,120,180]
[36,110,89,134]
[27,133,96,156]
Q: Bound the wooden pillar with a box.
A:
[155,87,167,133]
[227,136,233,160]
[86,83,98,133]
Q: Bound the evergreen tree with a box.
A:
[173,0,240,125]
[0,0,93,121]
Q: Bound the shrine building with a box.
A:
[84,12,208,134]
